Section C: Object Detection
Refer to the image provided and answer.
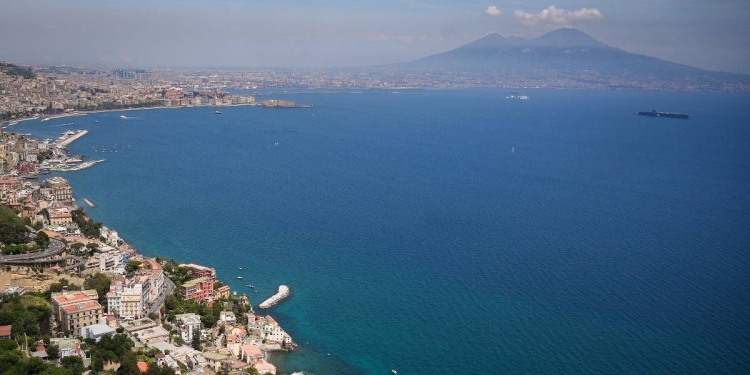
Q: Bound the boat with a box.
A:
[119,115,127,119]
[637,108,690,119]
[214,110,222,114]
[237,276,243,279]
[392,371,398,375]
[94,120,98,123]
[239,267,242,270]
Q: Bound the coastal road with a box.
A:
[0,239,66,264]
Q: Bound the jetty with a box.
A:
[56,130,88,147]
[45,159,105,172]
[259,285,291,309]
[82,198,96,208]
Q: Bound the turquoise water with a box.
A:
[17,89,750,374]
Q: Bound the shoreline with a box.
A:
[20,122,299,373]
[6,103,262,126]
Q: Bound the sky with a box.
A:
[1,0,749,74]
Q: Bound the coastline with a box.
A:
[8,119,298,373]
[5,102,263,126]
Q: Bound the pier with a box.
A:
[82,198,96,207]
[259,285,291,309]
[45,159,105,172]
[55,130,88,147]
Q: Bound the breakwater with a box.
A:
[83,198,96,208]
[56,129,88,147]
[259,285,290,309]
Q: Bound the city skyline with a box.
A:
[2,0,750,74]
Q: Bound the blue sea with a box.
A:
[16,89,750,374]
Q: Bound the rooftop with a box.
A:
[182,277,209,288]
[52,290,98,304]
[62,300,101,313]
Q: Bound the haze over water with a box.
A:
[18,89,750,374]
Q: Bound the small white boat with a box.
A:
[215,110,222,114]
[239,267,242,270]
[237,276,243,280]
[391,371,397,375]
[119,115,127,119]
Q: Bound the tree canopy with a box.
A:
[0,204,29,246]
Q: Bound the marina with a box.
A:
[259,285,291,309]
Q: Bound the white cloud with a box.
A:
[485,6,502,17]
[569,8,603,21]
[514,6,603,26]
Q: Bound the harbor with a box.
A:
[259,285,291,309]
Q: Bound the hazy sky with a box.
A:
[2,0,749,74]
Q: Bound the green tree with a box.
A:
[61,355,85,375]
[0,204,29,246]
[0,340,18,352]
[191,331,201,351]
[45,343,60,360]
[35,230,50,247]
[126,260,142,273]
[116,352,140,375]
[84,273,112,306]
[39,366,71,375]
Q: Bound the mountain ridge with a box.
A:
[402,28,749,91]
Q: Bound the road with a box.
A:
[146,276,176,316]
[0,239,66,264]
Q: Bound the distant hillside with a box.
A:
[0,61,36,79]
[403,28,749,91]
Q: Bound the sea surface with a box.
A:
[16,89,750,374]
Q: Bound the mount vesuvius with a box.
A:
[399,28,749,91]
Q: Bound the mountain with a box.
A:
[404,28,749,91]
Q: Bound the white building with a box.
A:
[176,313,201,342]
[251,315,292,345]
[80,323,116,342]
[98,249,125,274]
[107,278,150,320]
[219,311,236,325]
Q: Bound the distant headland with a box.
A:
[261,99,314,108]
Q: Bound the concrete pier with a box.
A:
[56,130,88,147]
[259,285,290,309]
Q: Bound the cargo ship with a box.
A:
[637,109,690,119]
